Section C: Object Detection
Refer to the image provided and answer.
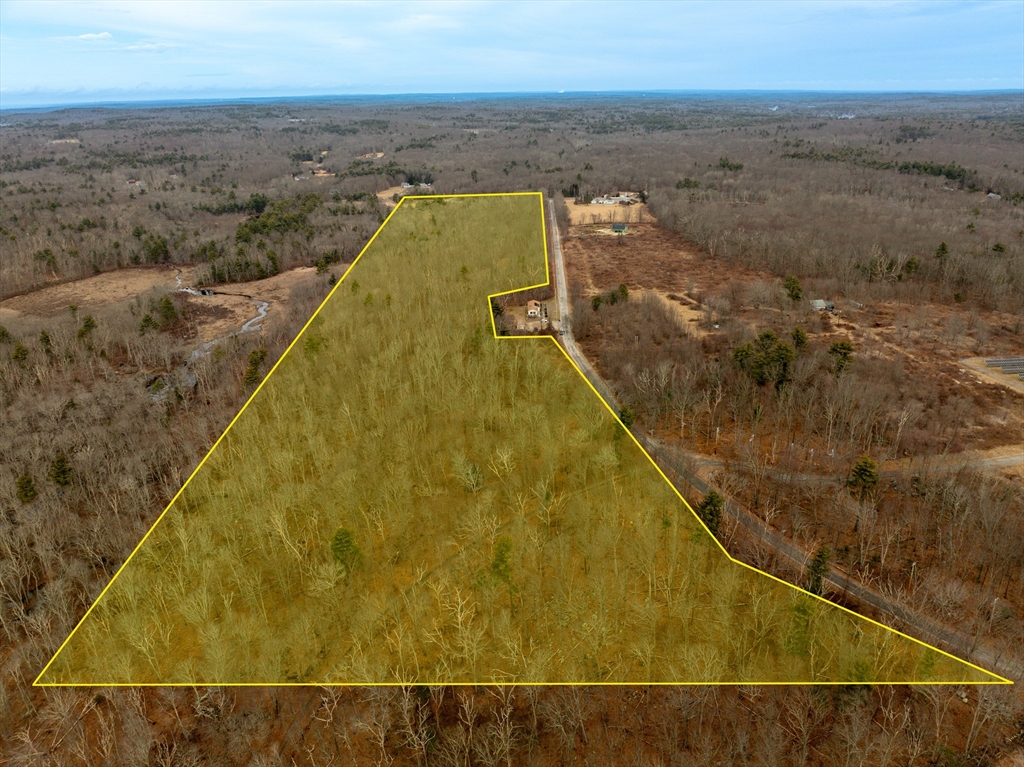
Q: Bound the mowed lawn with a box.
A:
[39,193,998,684]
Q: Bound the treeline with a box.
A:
[780,145,987,191]
[781,144,897,171]
[0,155,56,172]
[395,135,444,151]
[196,191,269,215]
[5,683,1019,764]
[897,159,973,185]
[201,249,280,284]
[297,119,390,136]
[80,148,201,172]
[341,158,405,178]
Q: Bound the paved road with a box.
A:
[545,197,1020,682]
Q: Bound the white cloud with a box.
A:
[76,32,112,40]
[122,41,178,51]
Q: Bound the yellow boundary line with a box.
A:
[34,191,1011,687]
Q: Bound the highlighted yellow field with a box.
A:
[37,193,1007,685]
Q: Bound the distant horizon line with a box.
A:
[2,87,1022,114]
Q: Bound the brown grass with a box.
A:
[565,200,653,225]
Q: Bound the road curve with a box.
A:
[545,196,1019,681]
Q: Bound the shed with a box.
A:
[810,299,835,312]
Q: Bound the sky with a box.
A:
[1,0,1022,108]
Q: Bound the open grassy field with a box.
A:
[36,193,1000,685]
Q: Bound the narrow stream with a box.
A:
[152,270,272,399]
[174,268,269,354]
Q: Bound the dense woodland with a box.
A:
[1,93,1023,764]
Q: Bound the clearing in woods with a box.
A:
[36,193,1006,685]
[0,265,319,342]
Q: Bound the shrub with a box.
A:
[847,455,879,502]
[805,547,831,595]
[783,275,802,303]
[158,296,178,328]
[330,528,363,573]
[11,342,29,364]
[491,536,513,584]
[618,406,636,429]
[828,340,854,375]
[77,315,97,340]
[139,314,159,334]
[49,453,73,487]
[16,474,37,503]
[695,490,724,536]
[243,348,268,388]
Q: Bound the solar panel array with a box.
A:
[984,356,1024,380]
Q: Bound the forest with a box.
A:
[1,92,1022,764]
[36,194,990,687]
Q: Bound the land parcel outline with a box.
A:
[37,193,1006,686]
